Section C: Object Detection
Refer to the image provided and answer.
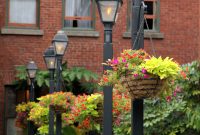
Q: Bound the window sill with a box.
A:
[123,31,164,39]
[1,28,44,36]
[64,30,99,37]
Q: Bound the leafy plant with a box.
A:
[140,56,181,79]
[14,64,100,95]
[38,92,75,110]
[15,102,38,128]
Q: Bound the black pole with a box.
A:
[28,79,35,135]
[56,56,62,135]
[56,113,62,135]
[56,57,62,92]
[49,69,55,135]
[29,79,35,101]
[103,23,113,135]
[131,0,144,135]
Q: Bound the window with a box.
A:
[8,0,38,28]
[127,0,160,31]
[63,0,95,30]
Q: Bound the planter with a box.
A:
[50,105,66,113]
[16,127,27,135]
[93,103,117,126]
[93,103,103,124]
[121,74,163,99]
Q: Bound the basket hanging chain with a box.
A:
[132,2,157,56]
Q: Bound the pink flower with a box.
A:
[115,116,121,126]
[175,86,182,93]
[133,74,138,78]
[112,59,119,64]
[143,74,149,79]
[141,68,147,74]
[173,91,177,97]
[166,96,172,102]
[122,58,126,63]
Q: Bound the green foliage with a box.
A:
[141,57,181,79]
[14,64,99,95]
[143,60,200,135]
[177,61,200,131]
[62,67,100,95]
[113,112,131,135]
[144,97,187,135]
[35,70,50,87]
[36,125,48,135]
[62,67,98,82]
[28,105,49,126]
[15,65,27,80]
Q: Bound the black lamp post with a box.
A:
[52,30,68,135]
[26,61,38,135]
[52,30,68,92]
[95,0,122,134]
[131,0,145,135]
[43,46,57,94]
[43,46,57,135]
[26,61,38,101]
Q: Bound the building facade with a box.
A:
[0,0,199,134]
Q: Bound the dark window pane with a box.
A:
[64,20,92,28]
[144,1,153,15]
[144,19,153,29]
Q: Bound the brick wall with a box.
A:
[0,0,199,134]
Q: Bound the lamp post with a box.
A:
[43,46,57,135]
[52,30,68,135]
[52,30,68,92]
[131,0,145,135]
[95,1,122,134]
[26,61,38,135]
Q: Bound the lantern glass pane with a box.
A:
[28,69,37,79]
[45,57,56,69]
[54,42,67,55]
[99,1,118,22]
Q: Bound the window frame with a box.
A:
[6,0,40,29]
[127,0,160,32]
[62,0,96,31]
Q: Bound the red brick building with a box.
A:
[0,0,199,134]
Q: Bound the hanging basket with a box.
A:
[93,103,103,124]
[50,105,66,113]
[121,73,163,99]
[93,103,117,126]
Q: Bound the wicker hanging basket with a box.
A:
[93,103,103,124]
[93,103,117,126]
[121,73,163,99]
[50,105,66,113]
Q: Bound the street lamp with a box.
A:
[96,0,122,24]
[26,61,38,135]
[95,0,122,135]
[43,46,57,93]
[26,61,38,101]
[52,30,68,91]
[52,30,68,135]
[52,31,68,56]
[43,46,56,135]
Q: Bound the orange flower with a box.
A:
[180,71,187,79]
[103,77,109,82]
[185,66,189,72]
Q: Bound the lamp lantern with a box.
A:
[43,46,57,70]
[52,31,68,56]
[26,61,38,79]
